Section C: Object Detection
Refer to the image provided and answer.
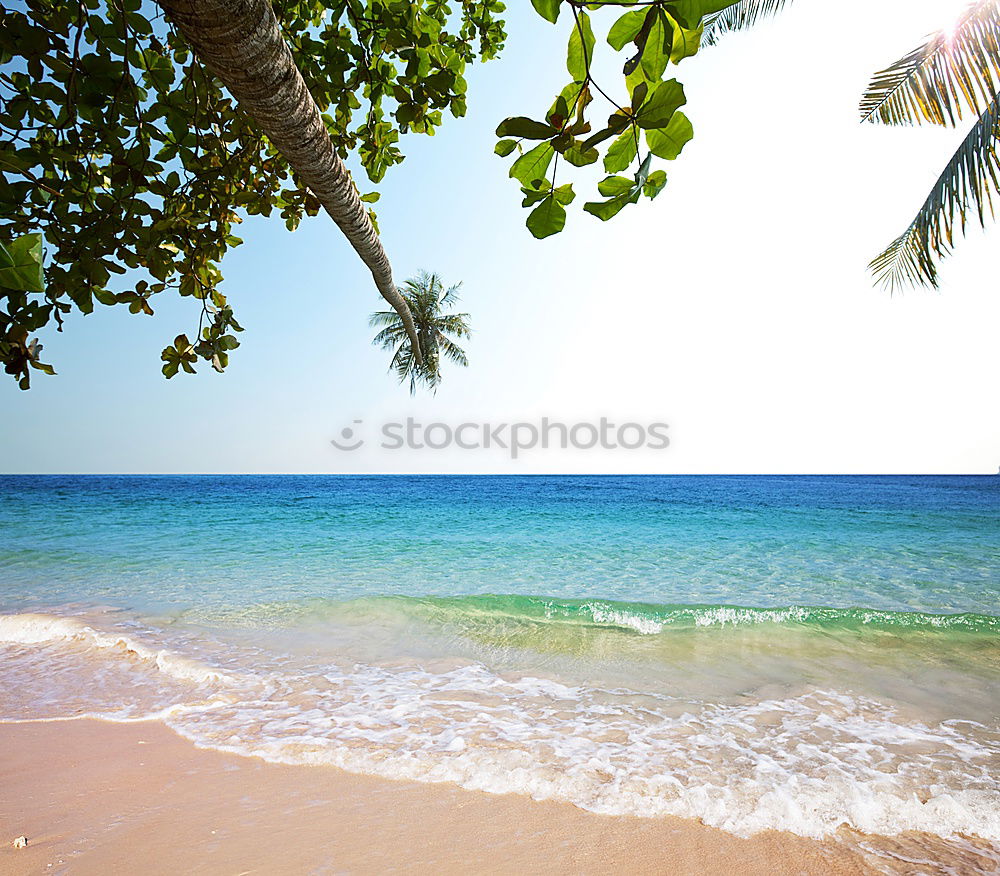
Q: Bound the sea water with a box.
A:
[0,475,997,846]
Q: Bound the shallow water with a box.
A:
[0,475,998,855]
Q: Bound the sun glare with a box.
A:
[905,0,972,40]
[938,0,973,39]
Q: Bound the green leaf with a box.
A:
[608,9,647,51]
[667,0,738,29]
[643,169,668,199]
[567,10,596,81]
[636,80,687,129]
[583,190,640,221]
[631,81,649,112]
[522,185,552,207]
[635,151,654,188]
[496,117,558,140]
[28,359,55,376]
[586,163,646,221]
[598,175,636,197]
[526,195,567,239]
[509,142,555,189]
[552,132,573,153]
[604,129,639,173]
[646,111,694,159]
[581,111,632,151]
[669,16,703,62]
[495,139,518,157]
[624,7,658,77]
[549,81,590,128]
[531,0,561,24]
[640,11,672,82]
[0,233,44,292]
[552,183,576,206]
[359,191,381,203]
[548,95,570,127]
[563,140,599,167]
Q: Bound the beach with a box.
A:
[1,475,998,873]
[3,718,999,875]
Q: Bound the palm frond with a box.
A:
[438,335,469,367]
[440,282,463,307]
[434,313,472,337]
[389,343,410,371]
[870,91,1000,289]
[372,325,406,348]
[860,0,1000,126]
[369,310,401,328]
[403,271,438,300]
[388,343,418,395]
[701,0,795,48]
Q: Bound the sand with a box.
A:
[1,719,996,875]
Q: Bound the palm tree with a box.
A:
[861,0,1000,289]
[156,0,423,365]
[370,272,471,394]
[701,0,793,47]
[702,0,1000,289]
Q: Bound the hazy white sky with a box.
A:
[1,0,997,473]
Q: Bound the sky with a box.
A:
[2,0,998,474]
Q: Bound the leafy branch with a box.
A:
[495,0,726,238]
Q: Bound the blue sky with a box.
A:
[2,0,998,473]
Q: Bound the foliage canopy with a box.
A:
[0,0,505,387]
[490,0,736,239]
[10,0,986,392]
[1,0,742,390]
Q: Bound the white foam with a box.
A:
[584,603,664,634]
[691,606,812,627]
[0,613,234,686]
[3,612,999,843]
[165,669,1000,842]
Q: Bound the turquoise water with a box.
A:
[1,475,997,613]
[1,475,998,845]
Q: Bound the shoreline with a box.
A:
[1,719,997,875]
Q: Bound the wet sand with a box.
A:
[0,719,996,875]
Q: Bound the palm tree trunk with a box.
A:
[157,0,422,365]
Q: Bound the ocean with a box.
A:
[1,475,998,847]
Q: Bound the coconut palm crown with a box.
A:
[703,0,1000,289]
[861,0,1000,289]
[370,272,471,395]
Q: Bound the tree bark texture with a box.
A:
[157,0,423,364]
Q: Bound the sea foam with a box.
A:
[0,612,234,686]
[2,609,999,843]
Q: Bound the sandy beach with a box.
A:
[0,718,995,875]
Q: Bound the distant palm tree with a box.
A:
[370,272,471,394]
[702,0,1000,289]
